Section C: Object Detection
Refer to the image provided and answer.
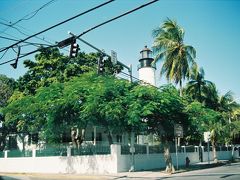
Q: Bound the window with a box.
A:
[116,135,122,143]
[92,132,102,141]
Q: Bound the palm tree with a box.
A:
[186,66,214,103]
[205,86,236,112]
[203,83,219,110]
[204,87,238,162]
[152,18,196,96]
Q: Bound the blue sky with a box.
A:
[0,0,240,101]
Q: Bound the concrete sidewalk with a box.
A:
[0,171,171,180]
[0,161,230,180]
[108,160,231,179]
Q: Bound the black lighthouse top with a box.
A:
[138,45,156,70]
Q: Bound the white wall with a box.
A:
[0,145,238,174]
[118,153,197,172]
[0,155,117,174]
[117,149,235,172]
[0,145,119,174]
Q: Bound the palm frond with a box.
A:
[185,45,196,59]
[152,27,164,38]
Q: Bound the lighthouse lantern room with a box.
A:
[138,46,156,86]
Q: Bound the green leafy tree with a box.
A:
[127,84,187,173]
[0,74,16,150]
[0,74,16,107]
[186,66,214,103]
[17,47,99,94]
[152,18,196,96]
[203,86,239,143]
[186,101,227,162]
[3,45,123,147]
[80,75,134,145]
[3,73,131,146]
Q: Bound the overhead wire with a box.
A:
[0,0,57,34]
[76,0,159,38]
[0,17,55,46]
[0,44,57,66]
[0,0,115,53]
[0,21,69,53]
[0,0,159,67]
[0,35,51,47]
[0,49,8,60]
[0,34,50,46]
[0,21,35,37]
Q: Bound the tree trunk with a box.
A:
[211,139,218,163]
[0,132,7,151]
[78,128,85,146]
[163,140,175,173]
[107,127,113,145]
[71,125,87,149]
[71,128,78,149]
[179,80,183,97]
[199,140,203,162]
[19,134,26,156]
[198,83,202,103]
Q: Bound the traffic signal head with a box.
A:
[98,56,105,74]
[10,62,18,69]
[69,40,79,58]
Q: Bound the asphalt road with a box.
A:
[1,162,240,180]
[165,162,240,180]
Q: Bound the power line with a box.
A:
[76,0,159,38]
[0,21,53,45]
[0,45,57,66]
[0,0,115,53]
[0,35,53,47]
[0,0,159,67]
[0,49,8,60]
[0,21,31,36]
[0,35,50,46]
[0,0,57,34]
[0,21,69,53]
[0,17,55,46]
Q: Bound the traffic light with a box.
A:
[98,56,104,74]
[10,46,21,69]
[69,40,79,58]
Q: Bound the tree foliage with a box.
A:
[152,18,196,95]
[0,74,16,108]
[185,66,214,103]
[17,47,99,94]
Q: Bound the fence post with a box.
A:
[146,144,149,155]
[231,145,234,161]
[181,146,186,154]
[32,148,36,158]
[111,144,121,173]
[4,150,8,158]
[182,146,186,159]
[67,147,71,157]
[111,144,121,156]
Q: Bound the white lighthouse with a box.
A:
[138,45,156,86]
